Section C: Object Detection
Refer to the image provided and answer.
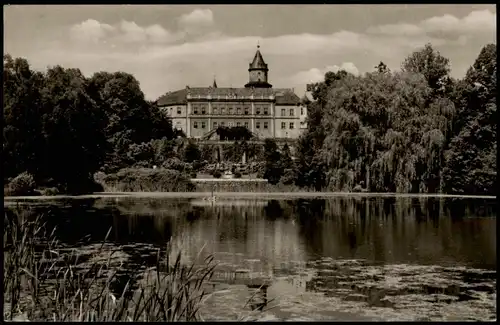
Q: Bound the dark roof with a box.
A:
[249,49,268,70]
[244,80,273,88]
[274,89,301,105]
[156,89,187,106]
[156,87,300,106]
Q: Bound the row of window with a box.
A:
[213,121,249,128]
[193,121,250,129]
[172,106,305,116]
[192,121,295,130]
[192,107,271,115]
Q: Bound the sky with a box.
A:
[4,5,497,100]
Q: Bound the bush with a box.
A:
[183,141,201,163]
[233,171,242,178]
[5,172,36,196]
[213,170,222,179]
[190,172,197,179]
[40,187,60,196]
[161,158,185,171]
[281,168,297,185]
[100,168,195,192]
[192,160,203,171]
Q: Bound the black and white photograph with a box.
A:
[3,4,497,321]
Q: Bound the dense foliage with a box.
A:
[4,43,495,195]
[3,55,177,193]
[295,43,496,195]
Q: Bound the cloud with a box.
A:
[367,9,496,37]
[290,63,360,85]
[178,9,214,28]
[366,23,424,37]
[28,9,496,99]
[118,20,179,43]
[70,9,217,45]
[70,19,115,42]
[422,9,496,33]
[70,19,181,45]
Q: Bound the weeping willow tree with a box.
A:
[317,45,456,193]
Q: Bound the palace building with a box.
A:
[156,45,307,139]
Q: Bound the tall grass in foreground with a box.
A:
[3,212,216,321]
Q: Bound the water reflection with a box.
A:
[4,196,496,321]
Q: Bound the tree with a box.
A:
[183,141,201,163]
[374,61,390,74]
[39,66,107,193]
[442,44,497,195]
[279,143,293,170]
[402,43,451,93]
[87,72,175,172]
[3,55,45,182]
[263,139,282,185]
[316,63,453,193]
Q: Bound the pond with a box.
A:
[4,196,496,321]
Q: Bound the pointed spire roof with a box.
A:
[212,76,218,88]
[249,44,268,70]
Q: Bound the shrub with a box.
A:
[192,160,202,171]
[281,168,297,185]
[5,172,36,196]
[100,168,195,192]
[161,158,185,171]
[213,170,222,179]
[233,171,242,178]
[40,187,60,196]
[183,141,201,163]
[190,171,197,179]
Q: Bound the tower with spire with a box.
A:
[245,44,272,88]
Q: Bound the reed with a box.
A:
[3,212,217,322]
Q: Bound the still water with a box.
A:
[5,196,496,321]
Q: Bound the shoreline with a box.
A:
[3,191,497,201]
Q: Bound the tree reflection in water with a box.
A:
[5,196,496,320]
